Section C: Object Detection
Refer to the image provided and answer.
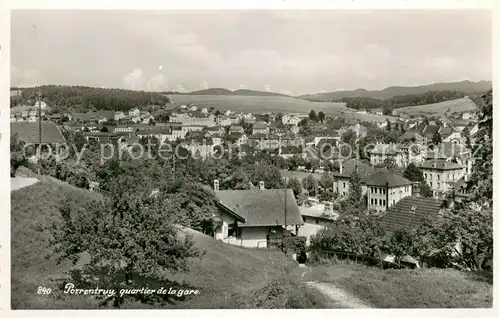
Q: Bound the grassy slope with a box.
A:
[11,175,104,309]
[168,94,346,115]
[393,98,477,116]
[303,263,492,308]
[12,176,325,309]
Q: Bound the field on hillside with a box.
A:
[340,111,398,123]
[11,176,324,309]
[303,263,492,308]
[169,94,346,114]
[393,97,477,116]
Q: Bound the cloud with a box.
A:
[200,81,209,90]
[11,65,41,87]
[146,73,168,92]
[175,84,186,93]
[122,68,144,90]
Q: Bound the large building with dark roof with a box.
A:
[364,170,414,212]
[332,158,374,197]
[213,180,304,248]
[381,197,446,232]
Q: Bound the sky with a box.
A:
[11,10,492,95]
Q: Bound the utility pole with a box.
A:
[37,90,42,153]
[283,183,287,255]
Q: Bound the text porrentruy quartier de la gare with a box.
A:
[63,283,200,297]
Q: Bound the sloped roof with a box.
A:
[439,126,454,138]
[253,121,269,129]
[280,170,323,181]
[420,159,465,170]
[333,158,374,179]
[214,189,304,227]
[423,125,440,137]
[11,122,66,144]
[453,176,467,191]
[398,131,424,142]
[369,143,400,155]
[381,197,445,232]
[363,170,413,187]
[229,125,243,132]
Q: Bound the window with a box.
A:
[383,188,386,195]
[315,219,319,224]
[425,173,427,179]
[371,188,374,194]
[382,200,386,206]
[374,188,377,194]
[437,182,440,189]
[371,198,374,205]
[228,228,235,237]
[343,182,346,188]
[437,175,440,181]
[430,182,433,188]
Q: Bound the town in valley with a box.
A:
[9,10,493,310]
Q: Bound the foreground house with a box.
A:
[11,122,66,146]
[213,181,304,248]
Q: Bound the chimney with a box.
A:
[259,181,265,190]
[214,179,219,191]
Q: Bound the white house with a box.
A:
[298,198,338,246]
[213,181,304,248]
[365,170,414,213]
[128,108,140,117]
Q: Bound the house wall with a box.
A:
[214,211,238,241]
[367,185,411,212]
[298,219,327,246]
[240,227,270,248]
[370,153,403,167]
[422,168,465,198]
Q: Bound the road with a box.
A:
[304,281,371,308]
[11,177,39,192]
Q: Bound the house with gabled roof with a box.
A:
[332,158,374,197]
[213,180,304,248]
[364,170,414,212]
[369,143,403,167]
[419,158,465,199]
[252,121,269,135]
[381,196,447,232]
[11,122,66,145]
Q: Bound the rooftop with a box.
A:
[363,170,413,187]
[11,122,66,144]
[382,196,445,232]
[214,189,304,227]
[420,160,465,170]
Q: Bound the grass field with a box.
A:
[169,94,346,115]
[340,111,398,123]
[393,97,477,117]
[11,175,326,309]
[303,263,492,308]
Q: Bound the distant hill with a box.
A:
[298,80,492,101]
[184,88,291,97]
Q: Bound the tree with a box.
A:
[403,163,424,182]
[387,229,414,266]
[432,132,442,145]
[222,168,250,190]
[465,89,492,208]
[342,128,357,145]
[308,110,318,122]
[345,169,363,209]
[287,178,302,197]
[302,175,317,196]
[10,134,27,177]
[149,118,156,126]
[318,111,325,124]
[100,126,109,132]
[53,189,202,308]
[386,120,392,131]
[418,182,433,198]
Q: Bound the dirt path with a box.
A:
[304,281,371,308]
[11,177,39,192]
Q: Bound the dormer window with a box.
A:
[410,205,417,214]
